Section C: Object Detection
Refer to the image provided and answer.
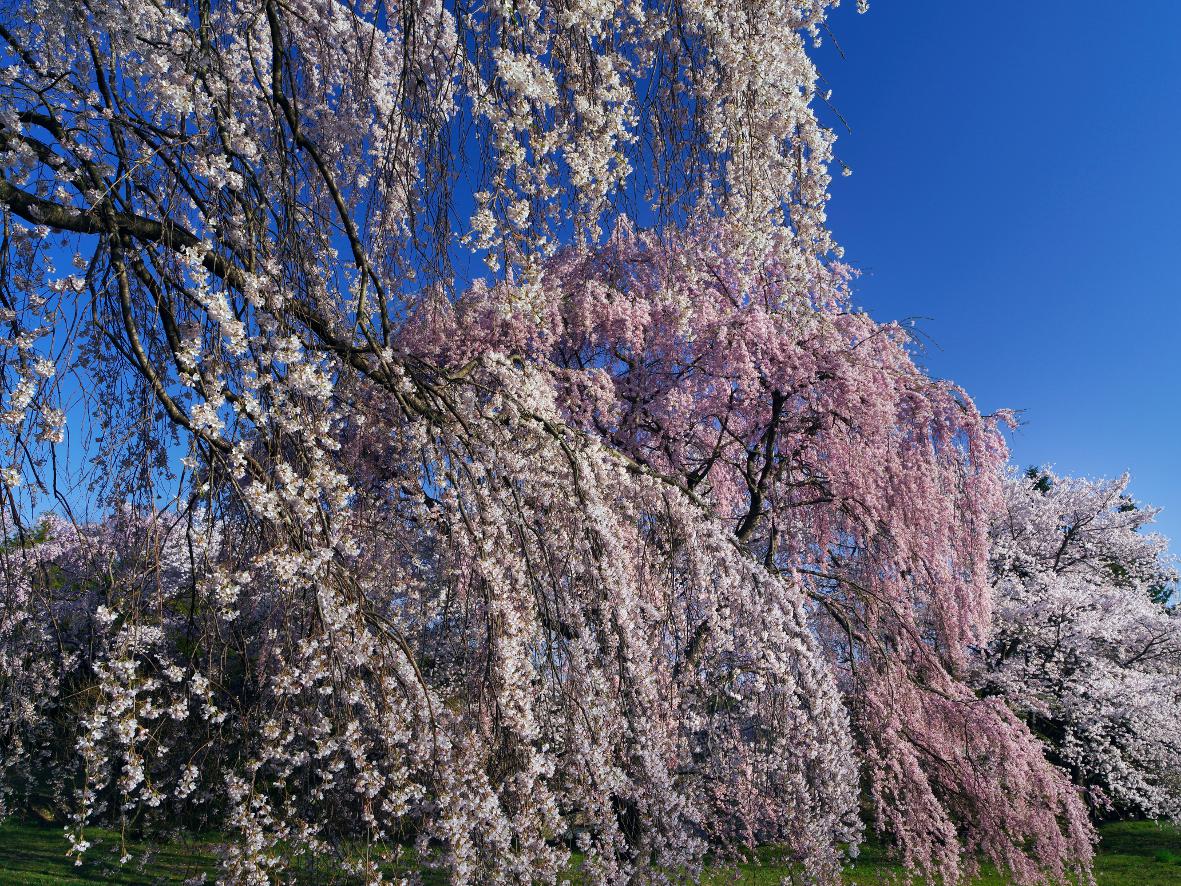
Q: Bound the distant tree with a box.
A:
[981,469,1181,821]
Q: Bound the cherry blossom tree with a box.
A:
[0,511,222,831]
[981,469,1181,822]
[0,0,1100,882]
[405,222,1097,883]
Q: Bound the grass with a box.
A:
[840,820,1181,885]
[0,821,219,884]
[1082,820,1181,886]
[0,819,1177,884]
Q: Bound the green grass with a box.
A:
[1083,820,1181,886]
[0,819,1177,884]
[0,822,219,885]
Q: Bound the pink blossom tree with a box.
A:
[981,469,1181,822]
[403,222,1096,882]
[0,0,1099,882]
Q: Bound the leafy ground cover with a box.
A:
[0,819,1177,884]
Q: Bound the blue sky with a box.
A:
[818,2,1181,546]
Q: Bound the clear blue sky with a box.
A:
[818,2,1181,546]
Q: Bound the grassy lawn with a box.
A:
[0,821,220,884]
[0,819,1178,884]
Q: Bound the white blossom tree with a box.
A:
[981,469,1181,822]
